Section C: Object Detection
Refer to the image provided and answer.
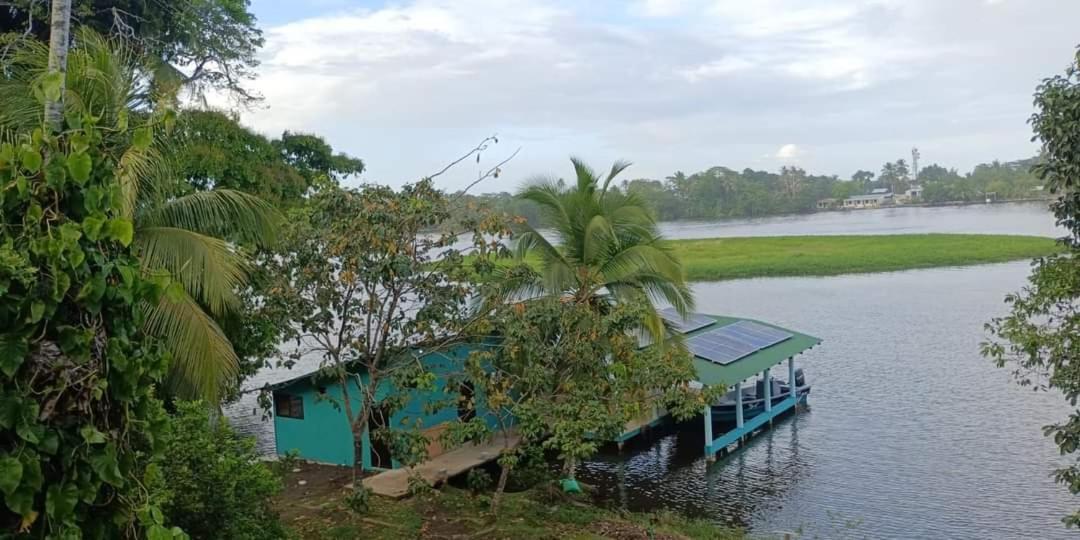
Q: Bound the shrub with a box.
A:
[466,468,493,495]
[344,485,372,515]
[159,402,286,540]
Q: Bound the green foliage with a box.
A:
[461,156,1047,224]
[343,485,372,515]
[1,32,284,402]
[0,98,175,537]
[458,299,703,493]
[157,402,286,540]
[983,45,1080,528]
[493,158,693,343]
[465,468,493,495]
[0,0,264,102]
[264,179,510,471]
[175,110,363,206]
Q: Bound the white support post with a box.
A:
[763,367,772,413]
[788,356,796,403]
[703,404,713,459]
[735,380,744,428]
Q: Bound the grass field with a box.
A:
[669,234,1061,281]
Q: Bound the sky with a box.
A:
[233,0,1080,192]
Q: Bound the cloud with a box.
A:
[677,57,754,82]
[775,144,803,161]
[223,0,1080,190]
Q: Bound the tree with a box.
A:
[264,174,509,478]
[175,110,363,207]
[983,45,1080,528]
[0,34,180,538]
[499,158,694,342]
[448,298,702,513]
[879,159,910,194]
[852,170,875,192]
[1,33,281,401]
[1,0,264,102]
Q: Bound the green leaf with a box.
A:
[83,214,106,241]
[45,155,67,187]
[105,219,134,247]
[116,109,128,132]
[39,430,59,455]
[5,486,34,518]
[67,152,92,184]
[45,483,78,520]
[147,525,172,540]
[41,71,64,102]
[0,456,22,496]
[70,131,90,154]
[0,398,18,429]
[88,444,123,486]
[25,203,43,225]
[28,301,45,324]
[164,281,185,303]
[132,127,153,150]
[0,336,28,377]
[20,147,42,173]
[80,425,106,445]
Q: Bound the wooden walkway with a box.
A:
[362,430,520,499]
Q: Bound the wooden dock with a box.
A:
[362,430,520,499]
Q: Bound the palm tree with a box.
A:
[498,157,694,341]
[0,32,279,401]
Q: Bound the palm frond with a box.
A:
[142,289,239,402]
[135,227,248,317]
[600,160,632,196]
[139,189,282,248]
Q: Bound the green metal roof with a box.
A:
[684,315,821,387]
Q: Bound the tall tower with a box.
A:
[911,147,920,182]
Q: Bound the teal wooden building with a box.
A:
[268,312,820,470]
[269,345,494,470]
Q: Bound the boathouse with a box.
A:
[657,309,820,459]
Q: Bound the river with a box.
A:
[226,201,1074,539]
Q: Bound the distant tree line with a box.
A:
[459,156,1047,225]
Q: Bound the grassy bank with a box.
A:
[278,466,741,539]
[668,234,1060,281]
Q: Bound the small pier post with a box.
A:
[763,367,772,426]
[703,404,714,461]
[734,380,744,444]
[788,356,796,408]
[763,367,772,413]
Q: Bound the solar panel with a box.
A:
[658,308,716,334]
[686,320,793,365]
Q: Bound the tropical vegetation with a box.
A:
[0,32,281,402]
[462,156,1047,224]
[984,45,1080,528]
[0,36,179,538]
[158,402,287,539]
[495,158,694,339]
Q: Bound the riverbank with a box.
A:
[671,234,1060,281]
[277,465,742,539]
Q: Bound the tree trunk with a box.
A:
[44,0,72,132]
[490,461,513,515]
[563,456,578,480]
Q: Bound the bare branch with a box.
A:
[455,146,521,199]
[424,135,498,182]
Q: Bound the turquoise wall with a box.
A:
[272,345,495,468]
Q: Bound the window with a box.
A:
[275,393,304,419]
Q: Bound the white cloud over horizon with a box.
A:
[232,0,1080,191]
